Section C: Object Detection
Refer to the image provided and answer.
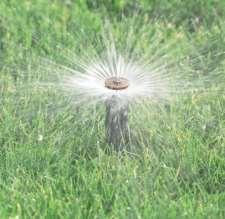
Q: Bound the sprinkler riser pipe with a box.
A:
[105,96,129,151]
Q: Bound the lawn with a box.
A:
[0,0,225,218]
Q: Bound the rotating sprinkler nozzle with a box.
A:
[105,77,129,90]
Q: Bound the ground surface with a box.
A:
[0,1,225,218]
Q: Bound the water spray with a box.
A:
[59,42,221,153]
[104,77,130,151]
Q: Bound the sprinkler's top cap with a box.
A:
[105,77,129,90]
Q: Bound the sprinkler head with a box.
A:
[105,77,129,90]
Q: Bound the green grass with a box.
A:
[0,0,225,218]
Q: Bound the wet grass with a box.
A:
[0,1,225,218]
